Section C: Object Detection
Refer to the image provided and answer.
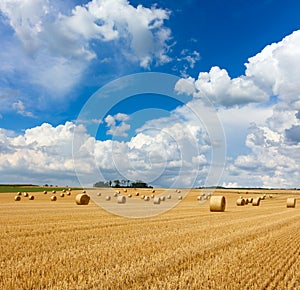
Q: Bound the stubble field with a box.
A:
[0,187,299,289]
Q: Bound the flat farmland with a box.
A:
[0,188,299,289]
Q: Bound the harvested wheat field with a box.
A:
[0,187,300,289]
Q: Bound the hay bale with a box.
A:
[287,198,296,208]
[144,196,150,201]
[117,195,126,204]
[123,188,127,193]
[209,196,226,212]
[51,196,57,201]
[63,189,66,193]
[236,198,245,206]
[106,196,111,201]
[23,192,28,197]
[128,194,132,198]
[141,195,145,200]
[28,195,35,200]
[247,198,253,203]
[135,192,139,196]
[151,194,154,198]
[116,190,120,194]
[82,190,86,193]
[167,195,171,199]
[43,191,47,194]
[17,192,22,196]
[14,196,21,201]
[244,198,249,205]
[113,192,118,197]
[269,194,273,198]
[97,192,101,196]
[66,191,71,196]
[152,189,155,193]
[160,196,165,201]
[153,197,160,204]
[60,193,64,197]
[68,188,72,191]
[178,195,183,200]
[75,194,90,205]
[197,195,201,201]
[252,197,261,206]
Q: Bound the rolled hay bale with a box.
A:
[135,192,139,196]
[144,196,150,201]
[261,195,265,200]
[269,194,273,198]
[17,192,22,196]
[82,190,86,193]
[66,191,71,196]
[51,196,57,201]
[178,195,183,200]
[75,194,90,205]
[14,195,21,201]
[43,190,47,194]
[160,196,165,201]
[60,193,65,198]
[52,190,56,194]
[23,192,28,197]
[236,198,245,206]
[197,195,201,201]
[128,194,132,198]
[151,194,154,198]
[287,198,296,208]
[252,197,261,206]
[153,197,161,204]
[68,188,72,191]
[141,195,145,200]
[152,189,155,193]
[167,195,171,199]
[247,198,253,203]
[113,192,118,197]
[244,198,249,205]
[117,195,126,204]
[123,188,127,193]
[97,192,101,197]
[116,190,120,194]
[28,195,35,200]
[63,189,66,193]
[209,196,226,212]
[106,196,111,201]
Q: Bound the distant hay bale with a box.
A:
[128,194,132,198]
[43,191,47,194]
[116,190,120,194]
[75,194,90,205]
[66,191,71,196]
[52,190,56,194]
[17,192,22,196]
[160,196,165,201]
[244,198,249,205]
[28,195,34,200]
[152,189,155,193]
[106,196,111,201]
[14,196,21,201]
[51,196,57,201]
[23,192,28,197]
[141,195,145,200]
[60,193,64,197]
[82,190,86,193]
[209,196,226,212]
[167,195,171,199]
[63,189,66,193]
[113,192,118,197]
[247,198,253,203]
[153,197,161,204]
[68,188,72,191]
[236,198,245,206]
[197,195,201,201]
[178,195,183,200]
[135,192,139,196]
[252,197,261,206]
[117,195,126,204]
[123,189,127,193]
[287,198,296,208]
[97,192,101,196]
[144,196,150,201]
[269,194,273,198]
[151,194,154,198]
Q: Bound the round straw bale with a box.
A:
[128,194,132,198]
[66,191,71,196]
[151,194,154,198]
[152,189,155,193]
[106,196,111,201]
[141,195,145,199]
[123,188,127,193]
[97,192,101,196]
[28,195,34,200]
[113,192,118,197]
[244,198,249,205]
[178,195,183,200]
[153,197,160,204]
[197,195,201,201]
[209,196,226,212]
[82,190,86,193]
[116,190,120,194]
[252,197,261,206]
[117,195,126,204]
[75,194,90,205]
[63,189,66,193]
[17,192,22,196]
[287,198,296,208]
[52,190,56,194]
[135,192,139,196]
[167,195,171,199]
[51,196,57,201]
[269,194,273,198]
[43,190,47,194]
[14,195,21,201]
[144,196,149,201]
[60,193,64,197]
[23,192,28,197]
[160,196,165,201]
[236,198,245,206]
[68,188,72,191]
[247,198,253,203]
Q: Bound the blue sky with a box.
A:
[1,0,300,188]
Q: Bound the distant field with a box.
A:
[0,188,299,289]
[0,185,82,193]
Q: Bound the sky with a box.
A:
[1,0,300,188]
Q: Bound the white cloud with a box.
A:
[12,100,33,117]
[104,113,130,137]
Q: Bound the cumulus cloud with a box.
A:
[12,100,33,117]
[0,0,172,98]
[105,113,130,137]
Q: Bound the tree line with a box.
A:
[93,179,152,188]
